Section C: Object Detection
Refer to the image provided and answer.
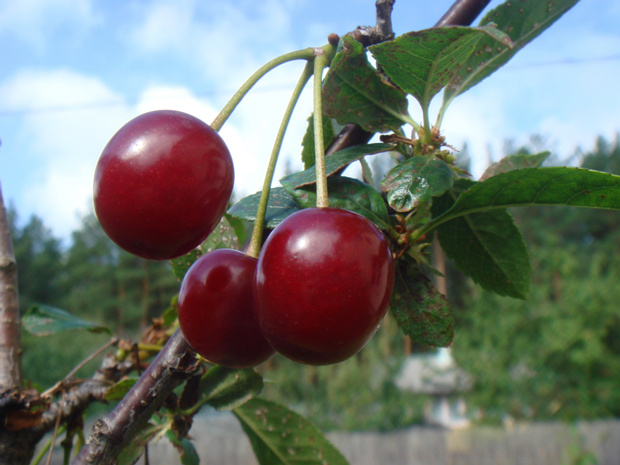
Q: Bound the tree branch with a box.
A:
[71,329,198,465]
[325,0,492,158]
[0,180,22,392]
[434,0,492,27]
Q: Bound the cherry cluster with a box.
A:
[94,110,395,367]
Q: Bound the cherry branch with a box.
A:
[326,0,492,159]
[71,329,198,465]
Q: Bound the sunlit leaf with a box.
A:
[381,156,454,212]
[323,35,411,132]
[370,25,511,111]
[228,188,302,228]
[443,0,580,108]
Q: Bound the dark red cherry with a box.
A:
[178,249,274,368]
[255,207,394,365]
[93,110,234,260]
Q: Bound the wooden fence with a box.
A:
[47,413,620,464]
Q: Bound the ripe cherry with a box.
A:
[255,207,394,365]
[178,249,275,368]
[93,110,234,260]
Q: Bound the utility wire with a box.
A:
[1,54,619,118]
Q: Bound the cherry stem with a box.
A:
[246,61,315,259]
[312,44,335,208]
[210,47,316,132]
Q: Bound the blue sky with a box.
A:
[1,0,619,241]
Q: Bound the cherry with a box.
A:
[178,249,275,368]
[255,207,395,365]
[93,110,234,260]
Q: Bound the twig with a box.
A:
[41,338,119,399]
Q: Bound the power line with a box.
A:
[1,54,619,118]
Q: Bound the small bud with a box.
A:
[328,33,340,47]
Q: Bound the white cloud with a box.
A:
[128,0,298,86]
[0,0,99,49]
[0,65,313,239]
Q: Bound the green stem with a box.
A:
[245,61,315,258]
[210,47,316,132]
[312,46,334,208]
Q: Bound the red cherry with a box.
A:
[93,110,234,260]
[178,249,275,368]
[255,207,394,365]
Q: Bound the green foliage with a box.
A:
[381,156,454,212]
[322,35,411,132]
[370,25,512,114]
[391,256,454,347]
[235,398,350,465]
[22,305,111,336]
[442,0,580,110]
[451,134,620,422]
[262,320,427,432]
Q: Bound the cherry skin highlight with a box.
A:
[255,207,395,365]
[93,110,234,260]
[178,249,275,368]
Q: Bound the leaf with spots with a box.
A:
[370,25,512,113]
[199,366,264,411]
[285,176,390,230]
[322,35,411,132]
[443,0,580,108]
[381,156,454,212]
[390,256,454,347]
[169,214,245,280]
[227,188,302,229]
[234,398,349,465]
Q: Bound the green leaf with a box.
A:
[438,207,532,299]
[169,249,202,281]
[286,177,390,230]
[117,421,164,465]
[435,168,620,227]
[200,214,243,253]
[22,305,111,336]
[390,256,454,347]
[169,214,246,280]
[381,156,454,212]
[480,151,550,181]
[104,378,138,402]
[370,25,511,112]
[281,143,394,189]
[301,113,337,169]
[234,398,349,465]
[443,0,580,107]
[165,431,200,465]
[322,35,411,132]
[199,366,263,411]
[228,188,302,228]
